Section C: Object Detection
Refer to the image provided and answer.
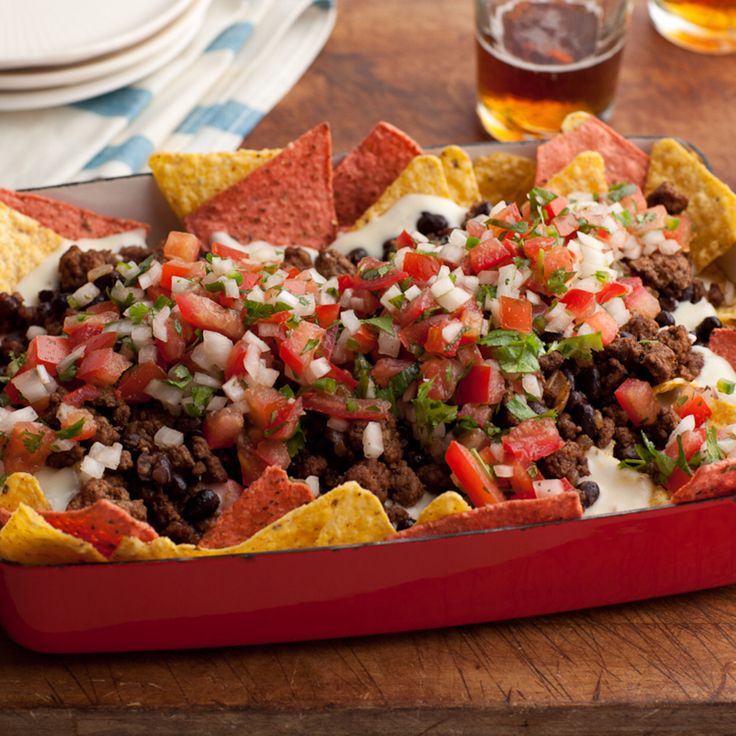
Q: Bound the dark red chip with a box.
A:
[709,328,736,371]
[672,458,736,503]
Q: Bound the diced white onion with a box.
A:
[437,286,471,312]
[305,475,320,497]
[201,330,234,370]
[306,357,331,382]
[669,414,696,445]
[533,479,565,498]
[522,374,542,399]
[404,285,422,301]
[222,376,246,402]
[26,325,47,339]
[194,372,222,389]
[87,264,113,282]
[276,290,300,309]
[12,367,51,402]
[89,441,123,470]
[56,344,86,376]
[138,260,162,289]
[603,297,631,326]
[154,426,184,449]
[430,275,454,299]
[206,396,228,412]
[152,306,171,342]
[145,379,182,407]
[496,264,524,299]
[378,330,401,357]
[244,330,270,352]
[171,276,192,294]
[441,320,464,344]
[363,421,384,459]
[440,243,465,265]
[137,344,158,364]
[380,284,402,312]
[494,464,513,478]
[0,406,37,432]
[80,455,105,480]
[132,325,153,348]
[340,309,362,334]
[69,282,100,309]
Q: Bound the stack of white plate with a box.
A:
[0,0,209,111]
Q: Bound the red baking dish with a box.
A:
[1,138,734,654]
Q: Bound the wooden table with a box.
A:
[2,2,736,734]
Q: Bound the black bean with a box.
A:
[528,401,548,415]
[395,516,415,531]
[348,247,368,265]
[151,455,172,486]
[183,489,220,522]
[468,201,491,218]
[136,452,154,479]
[540,330,564,343]
[416,211,448,236]
[577,480,600,509]
[567,390,585,410]
[38,290,55,303]
[561,367,577,390]
[679,285,694,302]
[168,473,188,496]
[659,295,677,312]
[576,367,600,402]
[655,310,675,327]
[576,404,598,439]
[382,239,396,260]
[695,316,721,345]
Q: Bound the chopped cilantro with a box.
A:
[486,218,527,234]
[705,425,724,463]
[153,295,175,310]
[513,257,530,269]
[301,337,321,354]
[613,209,633,228]
[528,187,557,210]
[22,430,44,454]
[279,385,295,398]
[311,377,337,394]
[594,270,611,283]
[413,380,458,436]
[6,352,26,379]
[389,293,407,310]
[620,432,692,484]
[476,283,497,308]
[376,362,421,411]
[127,302,150,324]
[479,330,544,374]
[346,398,359,413]
[173,319,183,336]
[606,183,637,202]
[546,267,575,295]
[666,216,680,231]
[242,300,289,325]
[465,236,480,250]
[286,424,306,457]
[56,418,85,440]
[547,333,604,362]
[360,263,393,281]
[362,315,395,335]
[57,360,78,383]
[164,364,193,390]
[505,394,539,421]
[183,386,215,417]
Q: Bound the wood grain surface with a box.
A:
[3,1,736,734]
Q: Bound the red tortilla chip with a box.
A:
[333,121,422,227]
[199,466,314,549]
[389,491,583,540]
[672,458,736,503]
[185,123,337,250]
[41,499,157,557]
[535,117,649,188]
[0,188,148,240]
[708,328,736,370]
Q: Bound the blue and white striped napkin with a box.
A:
[1,0,336,190]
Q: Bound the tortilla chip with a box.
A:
[536,117,649,189]
[653,378,689,395]
[353,155,450,229]
[0,188,148,240]
[389,492,583,540]
[333,122,422,227]
[149,148,281,220]
[185,123,337,250]
[439,146,480,208]
[672,458,736,503]
[416,492,470,525]
[544,151,608,196]
[708,398,736,428]
[40,500,158,558]
[0,504,105,564]
[646,138,736,272]
[0,202,63,293]
[717,304,736,325]
[0,472,50,512]
[199,466,313,549]
[473,152,536,206]
[112,535,215,561]
[708,328,736,370]
[560,111,592,133]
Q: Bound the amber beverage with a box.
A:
[475,0,632,141]
[648,0,736,53]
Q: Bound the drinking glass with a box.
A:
[648,0,736,53]
[475,0,634,141]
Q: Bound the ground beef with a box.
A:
[190,435,228,482]
[68,476,147,521]
[344,459,391,503]
[386,504,411,528]
[645,182,689,215]
[628,251,692,300]
[46,443,85,468]
[0,335,26,361]
[646,408,679,448]
[557,412,579,440]
[138,484,197,544]
[58,246,116,292]
[0,292,26,334]
[417,463,452,492]
[389,460,425,507]
[691,279,707,303]
[623,315,659,341]
[93,415,120,445]
[381,417,403,464]
[167,444,196,471]
[539,441,590,485]
[597,416,616,449]
[291,454,328,478]
[314,248,356,279]
[598,357,628,395]
[658,325,704,380]
[613,426,639,460]
[119,246,152,263]
[282,246,312,271]
[641,342,678,384]
[539,350,565,374]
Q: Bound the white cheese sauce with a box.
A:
[331,195,467,259]
[672,298,716,333]
[34,467,79,512]
[210,232,319,263]
[16,228,148,305]
[692,345,736,402]
[582,445,656,517]
[403,491,435,521]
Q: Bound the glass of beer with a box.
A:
[475,0,633,141]
[648,0,736,53]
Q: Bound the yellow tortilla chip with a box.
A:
[545,151,608,196]
[149,148,281,220]
[646,138,736,272]
[473,152,536,206]
[560,110,592,133]
[654,378,688,395]
[416,491,470,524]
[353,155,450,229]
[717,304,736,325]
[0,504,104,564]
[439,146,480,208]
[709,399,736,428]
[113,535,215,561]
[0,203,63,293]
[0,473,50,512]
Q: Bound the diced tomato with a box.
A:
[421,358,462,401]
[529,245,575,294]
[468,236,513,273]
[254,439,291,469]
[279,320,326,373]
[76,348,131,387]
[224,339,248,380]
[399,313,447,353]
[156,319,189,365]
[456,343,484,367]
[84,331,118,352]
[4,422,56,474]
[347,324,378,355]
[502,417,564,463]
[161,259,205,290]
[315,303,340,328]
[486,204,523,237]
[633,205,668,234]
[397,288,436,326]
[352,258,407,291]
[244,387,304,440]
[175,292,244,341]
[203,406,245,449]
[424,319,463,357]
[237,434,268,486]
[163,231,201,262]
[337,274,353,293]
[87,301,119,316]
[619,187,647,214]
[624,284,660,319]
[116,362,167,402]
[211,241,252,261]
[458,303,483,344]
[560,289,596,320]
[57,404,97,441]
[596,281,629,304]
[26,335,70,376]
[508,460,541,500]
[582,309,619,345]
[372,358,414,388]
[403,251,441,283]
[543,196,568,220]
[302,392,390,421]
[551,212,579,238]
[614,378,660,427]
[64,311,119,346]
[63,384,100,407]
[499,296,533,333]
[665,427,706,492]
[674,385,712,426]
[663,214,691,247]
[395,230,415,249]
[455,361,505,405]
[521,236,557,261]
[445,440,505,506]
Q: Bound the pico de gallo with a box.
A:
[0,177,735,542]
